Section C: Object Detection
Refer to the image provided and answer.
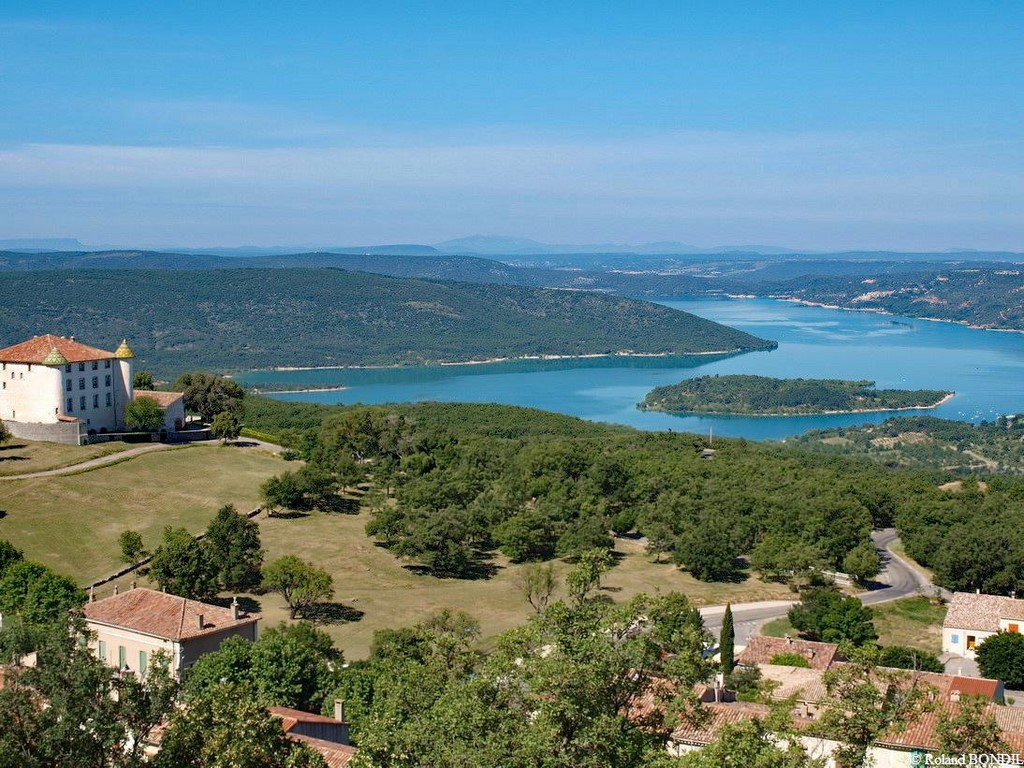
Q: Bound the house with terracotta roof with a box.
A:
[666,663,1019,766]
[270,702,355,765]
[943,591,1024,659]
[737,635,841,670]
[0,334,184,443]
[83,587,259,679]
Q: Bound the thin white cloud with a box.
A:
[0,131,1021,249]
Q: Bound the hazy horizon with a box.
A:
[2,2,1022,251]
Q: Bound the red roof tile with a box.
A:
[738,636,840,670]
[84,588,258,641]
[269,706,348,732]
[135,391,183,407]
[670,701,773,745]
[288,735,358,767]
[0,334,116,364]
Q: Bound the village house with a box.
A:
[667,662,1020,767]
[0,334,184,444]
[943,591,1024,659]
[83,587,259,680]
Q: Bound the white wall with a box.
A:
[0,363,62,423]
[943,626,996,659]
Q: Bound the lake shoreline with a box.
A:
[640,391,956,418]
[775,297,1024,335]
[263,348,744,373]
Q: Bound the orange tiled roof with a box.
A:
[738,636,840,670]
[0,334,116,364]
[84,588,258,642]
[135,391,183,407]
[670,700,773,745]
[944,592,1024,632]
[288,734,358,767]
[269,706,349,732]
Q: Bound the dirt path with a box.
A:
[0,443,177,480]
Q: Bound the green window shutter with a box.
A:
[98,640,106,661]
[118,645,126,668]
[138,650,147,676]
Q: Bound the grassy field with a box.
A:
[223,515,793,660]
[0,438,132,476]
[761,616,795,638]
[0,444,285,583]
[872,596,947,653]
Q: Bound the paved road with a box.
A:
[0,443,176,480]
[701,528,932,646]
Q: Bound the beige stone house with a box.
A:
[83,588,259,679]
[943,591,1024,659]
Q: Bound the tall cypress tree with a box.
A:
[720,602,735,676]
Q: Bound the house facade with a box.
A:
[83,588,260,679]
[942,591,1024,659]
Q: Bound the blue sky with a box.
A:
[1,1,1022,250]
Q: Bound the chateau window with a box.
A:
[67,398,73,412]
[98,640,106,661]
[78,363,85,372]
[106,392,112,407]
[92,361,98,370]
[92,376,98,388]
[105,374,111,386]
[79,378,85,390]
[65,364,71,373]
[104,360,111,369]
[66,380,72,392]
[93,394,99,408]
[18,372,22,379]
[2,382,4,390]
[80,396,86,410]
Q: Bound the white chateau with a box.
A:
[0,334,184,444]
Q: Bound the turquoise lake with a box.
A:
[239,298,1024,440]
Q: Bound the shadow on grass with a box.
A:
[318,496,361,515]
[305,601,365,625]
[266,510,312,520]
[402,557,501,581]
[0,455,28,462]
[208,595,263,615]
[0,444,28,452]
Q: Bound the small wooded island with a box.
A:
[638,374,953,416]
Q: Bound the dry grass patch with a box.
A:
[872,596,947,654]
[0,444,284,584]
[248,513,793,660]
[0,439,132,476]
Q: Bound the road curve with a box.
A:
[701,528,931,645]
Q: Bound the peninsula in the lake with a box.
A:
[638,374,954,416]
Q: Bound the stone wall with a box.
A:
[4,419,84,445]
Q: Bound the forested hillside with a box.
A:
[0,268,773,376]
[768,267,1024,330]
[243,398,1024,596]
[640,375,950,415]
[792,415,1024,475]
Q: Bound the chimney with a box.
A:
[113,584,119,596]
[197,613,204,630]
[89,586,95,603]
[231,597,240,620]
[977,588,981,595]
[334,699,345,722]
[131,580,137,590]
[785,634,793,645]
